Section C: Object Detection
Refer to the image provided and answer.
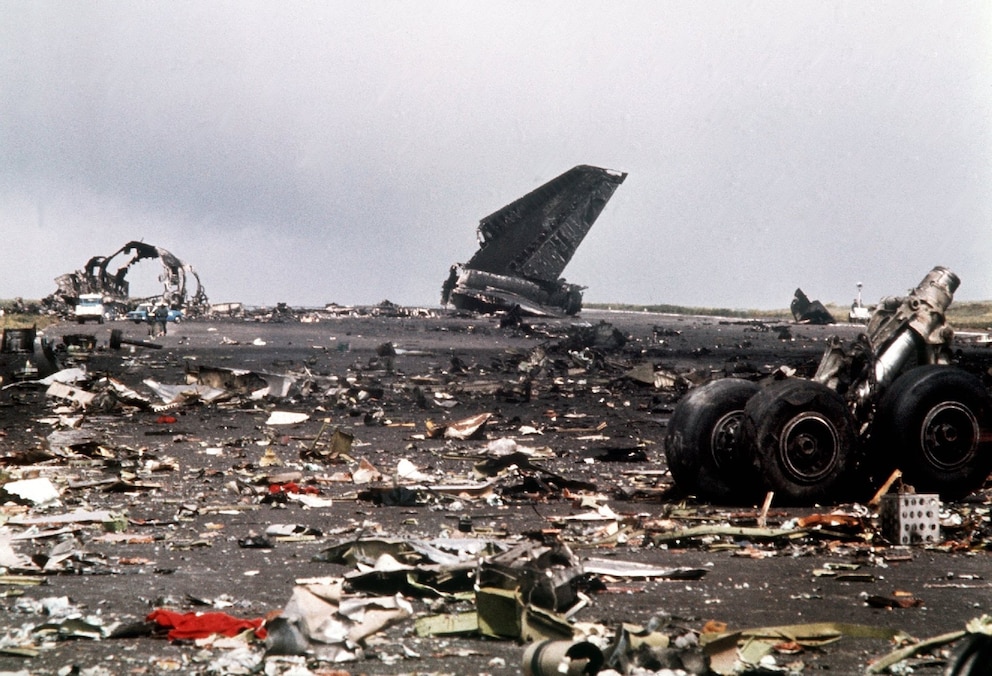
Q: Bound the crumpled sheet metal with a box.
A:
[186,364,297,398]
[703,621,911,675]
[270,578,413,662]
[313,536,504,569]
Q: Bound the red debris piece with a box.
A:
[268,482,319,495]
[146,608,268,640]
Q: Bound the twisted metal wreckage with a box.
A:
[47,240,209,317]
[441,165,627,317]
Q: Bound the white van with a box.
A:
[74,294,106,324]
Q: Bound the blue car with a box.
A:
[127,303,183,323]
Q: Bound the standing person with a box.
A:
[155,304,168,337]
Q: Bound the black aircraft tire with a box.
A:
[744,378,858,505]
[945,633,992,676]
[664,378,761,503]
[875,365,992,500]
[563,290,583,316]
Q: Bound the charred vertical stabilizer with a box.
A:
[442,165,626,316]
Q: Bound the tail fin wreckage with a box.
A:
[441,165,627,317]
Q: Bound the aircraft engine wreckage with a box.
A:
[47,240,209,318]
[441,165,626,317]
[666,266,992,505]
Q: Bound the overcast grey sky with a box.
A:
[2,1,990,310]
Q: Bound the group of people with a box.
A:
[148,304,170,337]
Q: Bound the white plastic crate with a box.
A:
[879,493,941,545]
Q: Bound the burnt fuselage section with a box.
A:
[49,240,209,317]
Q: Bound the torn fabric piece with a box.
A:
[146,609,267,641]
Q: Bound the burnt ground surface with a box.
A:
[0,309,991,675]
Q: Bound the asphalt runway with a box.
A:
[1,309,990,674]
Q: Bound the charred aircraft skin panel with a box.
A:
[442,165,626,316]
[791,288,835,325]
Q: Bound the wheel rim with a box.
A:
[709,410,746,471]
[779,413,839,483]
[920,402,979,471]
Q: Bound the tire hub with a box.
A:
[710,411,745,471]
[779,413,839,483]
[920,402,979,470]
